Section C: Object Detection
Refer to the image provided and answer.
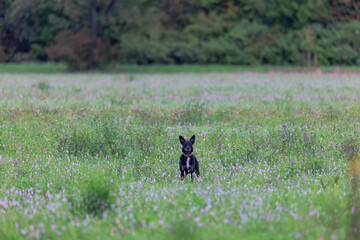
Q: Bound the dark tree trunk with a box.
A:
[314,51,318,68]
[167,0,175,24]
[91,0,97,39]
[90,0,97,69]
[307,50,311,70]
[106,0,119,23]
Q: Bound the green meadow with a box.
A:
[0,72,359,239]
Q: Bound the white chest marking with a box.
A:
[186,157,191,168]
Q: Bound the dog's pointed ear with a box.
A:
[179,135,185,144]
[190,135,195,144]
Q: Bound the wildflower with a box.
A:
[0,199,8,208]
[283,123,288,129]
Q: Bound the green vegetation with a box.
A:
[0,1,360,69]
[107,64,360,73]
[0,73,359,239]
[0,63,66,73]
[2,63,360,74]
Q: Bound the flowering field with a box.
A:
[0,73,359,239]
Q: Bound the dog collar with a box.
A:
[183,153,193,157]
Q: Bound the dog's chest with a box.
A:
[186,157,191,168]
[180,156,194,173]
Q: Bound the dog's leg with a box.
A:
[191,172,194,182]
[195,167,200,178]
[180,171,185,181]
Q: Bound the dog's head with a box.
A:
[179,135,195,155]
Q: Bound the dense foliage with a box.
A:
[0,0,360,69]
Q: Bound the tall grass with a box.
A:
[0,73,358,239]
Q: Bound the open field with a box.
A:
[0,64,67,74]
[0,73,360,239]
[2,63,360,74]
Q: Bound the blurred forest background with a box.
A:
[0,0,359,70]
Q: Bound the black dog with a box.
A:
[179,135,200,182]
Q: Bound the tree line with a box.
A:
[0,0,359,69]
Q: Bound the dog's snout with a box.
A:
[185,147,191,151]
